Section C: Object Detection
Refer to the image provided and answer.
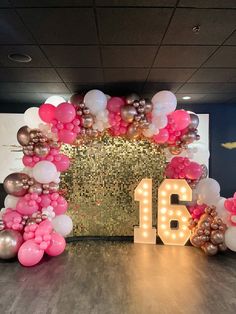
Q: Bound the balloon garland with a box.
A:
[0,89,236,266]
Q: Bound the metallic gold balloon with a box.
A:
[190,235,204,247]
[144,99,153,113]
[17,126,30,146]
[211,230,224,245]
[202,242,218,256]
[218,243,227,252]
[201,164,208,179]
[126,125,140,139]
[70,93,83,105]
[3,173,29,196]
[181,131,197,144]
[29,182,43,194]
[49,182,59,192]
[82,114,94,129]
[121,105,137,123]
[125,93,140,105]
[0,230,23,259]
[189,113,199,130]
[33,143,50,157]
[168,146,182,155]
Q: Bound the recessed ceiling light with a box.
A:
[182,96,191,100]
[8,53,32,63]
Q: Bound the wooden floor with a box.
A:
[1,241,236,314]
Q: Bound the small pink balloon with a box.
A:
[53,154,70,172]
[107,97,125,113]
[153,128,169,144]
[53,198,68,215]
[55,102,76,123]
[186,162,202,180]
[45,232,66,256]
[16,198,38,215]
[18,240,44,267]
[35,220,53,236]
[58,129,77,144]
[169,110,191,131]
[39,103,56,123]
[40,195,51,207]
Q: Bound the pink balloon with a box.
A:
[40,195,51,207]
[58,129,77,144]
[35,220,53,237]
[153,128,169,144]
[53,197,68,215]
[55,102,76,123]
[169,110,191,131]
[107,97,125,113]
[53,154,70,172]
[185,162,202,180]
[45,232,66,256]
[16,198,38,215]
[18,240,44,267]
[39,103,56,123]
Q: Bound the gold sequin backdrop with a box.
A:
[60,134,166,236]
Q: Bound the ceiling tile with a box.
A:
[0,45,50,67]
[17,8,98,44]
[0,9,34,44]
[97,8,173,44]
[0,82,69,93]
[203,47,236,68]
[189,68,236,82]
[11,1,93,6]
[102,46,157,68]
[143,82,181,94]
[57,68,104,83]
[0,1,11,7]
[103,82,144,95]
[104,68,149,82]
[0,68,62,82]
[176,93,234,104]
[41,46,101,67]
[225,30,236,45]
[154,45,216,67]
[95,0,177,6]
[67,83,104,93]
[163,8,236,44]
[178,0,236,8]
[177,82,236,93]
[148,68,195,82]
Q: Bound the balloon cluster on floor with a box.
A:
[0,88,234,263]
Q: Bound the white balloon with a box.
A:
[216,197,229,225]
[32,161,57,184]
[196,178,221,206]
[142,123,158,138]
[84,89,107,115]
[151,91,177,116]
[52,215,73,237]
[4,195,19,209]
[225,227,236,252]
[45,95,65,107]
[153,115,168,129]
[188,141,210,164]
[22,167,33,177]
[24,107,44,129]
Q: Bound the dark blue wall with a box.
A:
[0,103,236,207]
[178,103,236,198]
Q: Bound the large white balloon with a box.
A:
[24,107,44,129]
[45,95,65,107]
[84,89,107,115]
[153,115,168,129]
[196,178,221,206]
[225,227,236,252]
[216,197,229,225]
[142,123,158,138]
[4,195,19,209]
[187,141,210,164]
[151,91,177,116]
[32,161,57,184]
[52,215,73,237]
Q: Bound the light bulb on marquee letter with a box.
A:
[158,179,192,246]
[134,178,156,244]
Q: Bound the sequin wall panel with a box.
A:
[60,135,166,236]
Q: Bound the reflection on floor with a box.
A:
[1,241,236,314]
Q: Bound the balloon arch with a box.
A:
[0,90,236,266]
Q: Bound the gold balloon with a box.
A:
[218,243,227,252]
[17,126,30,146]
[82,114,94,129]
[33,143,50,157]
[29,182,43,194]
[121,105,137,123]
[125,93,139,105]
[70,93,83,105]
[0,230,23,259]
[189,113,199,130]
[126,125,140,139]
[168,146,182,155]
[181,131,197,144]
[3,173,29,196]
[210,230,224,245]
[144,99,153,113]
[202,242,218,256]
